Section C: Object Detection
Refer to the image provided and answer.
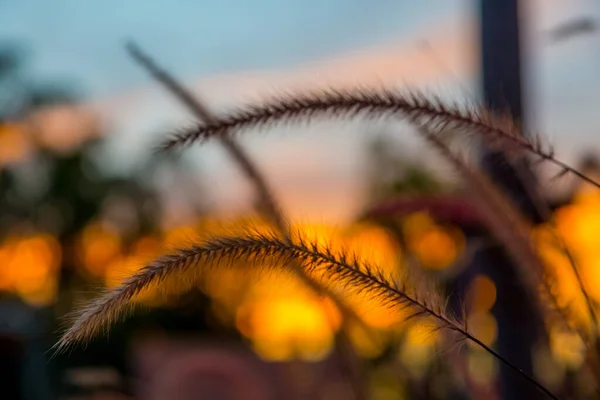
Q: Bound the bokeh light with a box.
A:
[0,233,61,306]
[402,212,465,270]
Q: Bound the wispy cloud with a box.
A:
[85,15,473,223]
[90,14,474,116]
[87,0,595,222]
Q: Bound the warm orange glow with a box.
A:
[102,235,168,306]
[0,233,61,306]
[467,274,497,313]
[467,312,497,347]
[533,185,600,331]
[413,228,461,269]
[162,224,200,248]
[406,322,439,347]
[344,222,400,270]
[402,212,465,270]
[131,235,161,257]
[78,221,122,277]
[0,123,31,166]
[93,215,472,362]
[104,254,134,288]
[151,218,404,360]
[554,203,600,254]
[64,213,472,362]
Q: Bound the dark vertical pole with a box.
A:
[478,1,545,399]
[480,0,523,119]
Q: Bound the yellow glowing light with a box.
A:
[250,336,295,362]
[236,295,338,361]
[579,257,600,304]
[94,216,414,361]
[555,204,600,253]
[533,192,600,330]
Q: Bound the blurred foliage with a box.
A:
[365,134,446,202]
[3,35,600,399]
[361,131,600,398]
[0,42,161,311]
[0,41,215,398]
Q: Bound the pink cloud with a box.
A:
[90,14,474,114]
[184,16,475,106]
[39,2,583,223]
[86,15,475,223]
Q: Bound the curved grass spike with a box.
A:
[55,232,560,400]
[160,87,600,191]
[125,44,366,321]
[422,129,600,394]
[512,161,600,382]
[514,163,599,339]
[125,41,286,233]
[124,42,370,398]
[419,129,578,334]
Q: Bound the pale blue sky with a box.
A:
[2,0,600,220]
[0,0,462,96]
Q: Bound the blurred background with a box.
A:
[1,0,600,399]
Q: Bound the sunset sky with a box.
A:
[2,0,600,222]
